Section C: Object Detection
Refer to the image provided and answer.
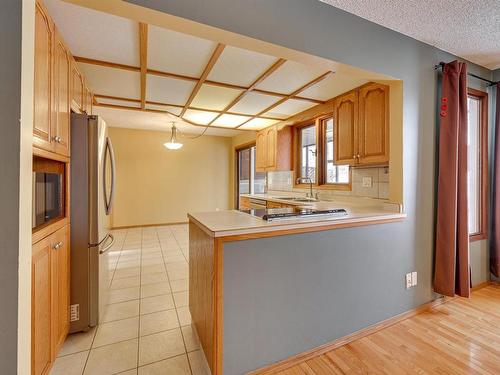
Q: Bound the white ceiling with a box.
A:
[44,0,374,134]
[320,0,500,70]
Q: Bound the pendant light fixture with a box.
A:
[163,122,183,150]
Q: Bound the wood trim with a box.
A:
[73,56,139,73]
[214,238,224,375]
[219,216,406,242]
[180,43,225,117]
[248,295,453,375]
[467,88,488,242]
[32,217,70,245]
[208,58,286,126]
[33,146,70,163]
[236,71,334,129]
[470,280,496,292]
[139,23,148,110]
[111,221,188,230]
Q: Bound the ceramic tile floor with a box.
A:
[50,224,211,375]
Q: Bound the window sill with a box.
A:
[470,233,487,242]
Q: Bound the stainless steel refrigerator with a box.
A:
[70,114,116,333]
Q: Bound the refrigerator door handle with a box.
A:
[99,233,115,255]
[103,137,116,215]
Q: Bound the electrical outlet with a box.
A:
[362,177,373,187]
[411,271,418,287]
[70,304,79,322]
[405,273,412,289]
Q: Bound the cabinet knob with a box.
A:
[357,154,361,158]
[53,241,63,250]
[53,136,62,143]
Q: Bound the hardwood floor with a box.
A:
[275,284,500,375]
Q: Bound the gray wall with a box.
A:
[126,0,497,372]
[0,1,22,373]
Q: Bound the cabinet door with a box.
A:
[334,91,358,165]
[255,130,267,172]
[32,236,53,375]
[358,83,389,165]
[51,225,70,354]
[266,126,277,169]
[33,2,54,152]
[53,32,70,156]
[72,64,84,112]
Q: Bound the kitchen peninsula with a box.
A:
[188,199,406,374]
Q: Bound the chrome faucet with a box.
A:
[296,177,314,198]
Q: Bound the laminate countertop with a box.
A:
[188,195,406,238]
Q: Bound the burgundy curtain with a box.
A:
[434,60,470,298]
[490,84,500,278]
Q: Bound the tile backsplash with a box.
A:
[267,166,389,200]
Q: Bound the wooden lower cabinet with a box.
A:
[32,224,70,375]
[32,236,53,375]
[239,196,250,210]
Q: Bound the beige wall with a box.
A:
[108,127,233,228]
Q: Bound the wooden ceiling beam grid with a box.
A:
[74,56,324,104]
[236,71,334,128]
[180,43,225,117]
[207,58,286,126]
[93,93,285,121]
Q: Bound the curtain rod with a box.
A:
[434,62,498,86]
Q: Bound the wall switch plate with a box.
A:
[405,273,412,289]
[362,177,373,187]
[411,271,418,286]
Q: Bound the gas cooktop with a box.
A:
[241,207,348,222]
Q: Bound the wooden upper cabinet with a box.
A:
[32,236,53,375]
[255,130,267,171]
[256,125,292,172]
[334,83,389,166]
[334,91,358,165]
[33,2,54,152]
[51,224,70,354]
[52,31,71,156]
[358,83,389,165]
[72,63,84,112]
[266,126,277,169]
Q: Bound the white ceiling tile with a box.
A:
[146,75,195,105]
[95,97,140,108]
[183,110,219,125]
[190,84,243,111]
[212,114,251,128]
[238,118,279,130]
[44,0,139,66]
[256,61,327,95]
[145,103,183,116]
[300,74,368,101]
[264,99,316,119]
[78,63,140,98]
[148,25,217,76]
[207,46,278,86]
[229,92,282,115]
